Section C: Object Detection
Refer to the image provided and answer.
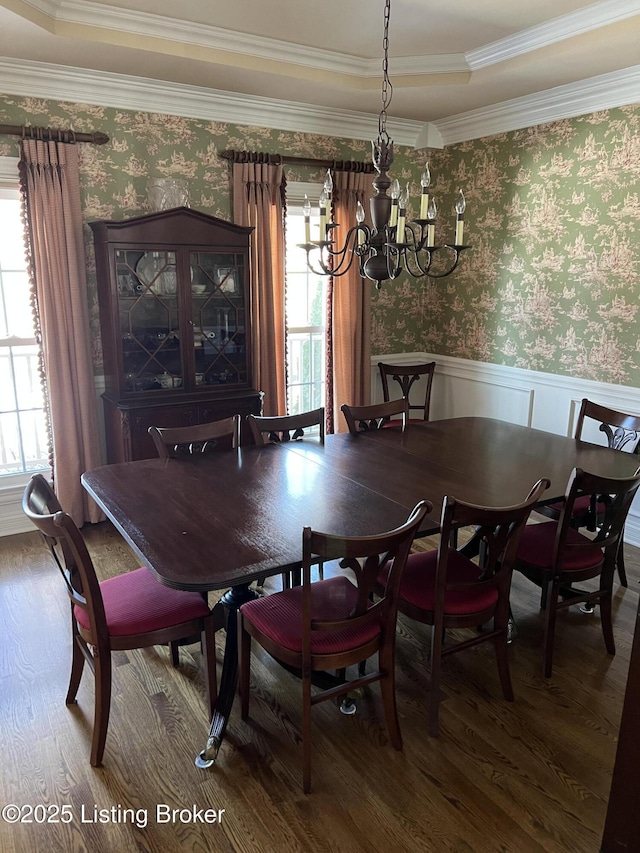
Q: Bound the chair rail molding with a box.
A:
[372,351,640,548]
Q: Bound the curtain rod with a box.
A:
[0,124,109,145]
[220,149,374,173]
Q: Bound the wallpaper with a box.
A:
[1,94,638,387]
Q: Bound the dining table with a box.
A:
[81,416,640,767]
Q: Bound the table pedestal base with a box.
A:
[196,583,259,768]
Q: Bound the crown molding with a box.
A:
[0,58,425,146]
[15,0,640,79]
[434,65,640,145]
[1,58,638,150]
[467,0,640,69]
[15,0,469,79]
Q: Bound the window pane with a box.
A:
[0,199,26,269]
[285,200,326,416]
[19,409,49,470]
[13,347,45,410]
[285,273,309,328]
[0,352,17,410]
[2,271,33,338]
[0,195,49,476]
[0,411,21,474]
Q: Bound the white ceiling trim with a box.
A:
[1,58,638,149]
[434,65,640,145]
[15,0,640,78]
[467,0,640,69]
[18,0,468,77]
[0,58,424,146]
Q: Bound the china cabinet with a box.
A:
[90,207,262,462]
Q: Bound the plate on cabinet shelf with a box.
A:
[135,254,177,296]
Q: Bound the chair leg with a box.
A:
[379,644,402,750]
[542,581,558,679]
[599,572,616,656]
[494,618,514,702]
[429,624,444,737]
[169,641,180,667]
[201,618,217,720]
[616,537,628,587]
[90,651,112,767]
[238,615,251,720]
[302,672,312,794]
[66,628,85,704]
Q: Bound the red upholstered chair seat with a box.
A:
[241,576,381,655]
[516,521,604,573]
[383,418,424,428]
[75,567,211,636]
[545,494,605,520]
[22,473,220,768]
[380,548,499,616]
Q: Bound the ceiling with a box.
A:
[0,0,639,146]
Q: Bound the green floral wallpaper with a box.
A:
[1,93,638,386]
[399,106,640,386]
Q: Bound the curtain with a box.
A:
[19,139,103,525]
[232,162,287,417]
[328,171,372,433]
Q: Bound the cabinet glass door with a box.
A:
[190,252,247,388]
[115,249,182,393]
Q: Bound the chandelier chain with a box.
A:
[379,0,393,143]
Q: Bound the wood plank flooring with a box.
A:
[1,518,637,852]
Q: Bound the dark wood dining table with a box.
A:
[81,416,640,766]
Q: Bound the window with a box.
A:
[0,182,49,477]
[285,187,326,416]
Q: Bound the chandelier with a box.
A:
[299,0,470,288]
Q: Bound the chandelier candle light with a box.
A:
[299,0,470,288]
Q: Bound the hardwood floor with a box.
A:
[1,518,637,852]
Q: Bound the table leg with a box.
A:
[195,583,259,768]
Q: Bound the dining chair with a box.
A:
[378,361,436,422]
[148,414,240,457]
[538,399,640,587]
[341,398,409,434]
[237,500,430,793]
[515,466,640,678]
[148,414,240,657]
[22,474,222,767]
[247,408,325,588]
[379,478,550,736]
[247,407,325,446]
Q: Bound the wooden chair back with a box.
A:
[148,415,240,458]
[435,479,551,625]
[378,361,436,421]
[575,398,640,453]
[553,467,640,579]
[247,408,324,446]
[301,500,431,664]
[341,398,409,433]
[22,474,106,648]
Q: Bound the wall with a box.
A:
[3,94,636,391]
[372,107,640,388]
[0,91,429,375]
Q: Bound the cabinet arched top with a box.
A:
[90,206,253,247]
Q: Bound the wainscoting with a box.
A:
[372,351,640,547]
[3,356,639,538]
